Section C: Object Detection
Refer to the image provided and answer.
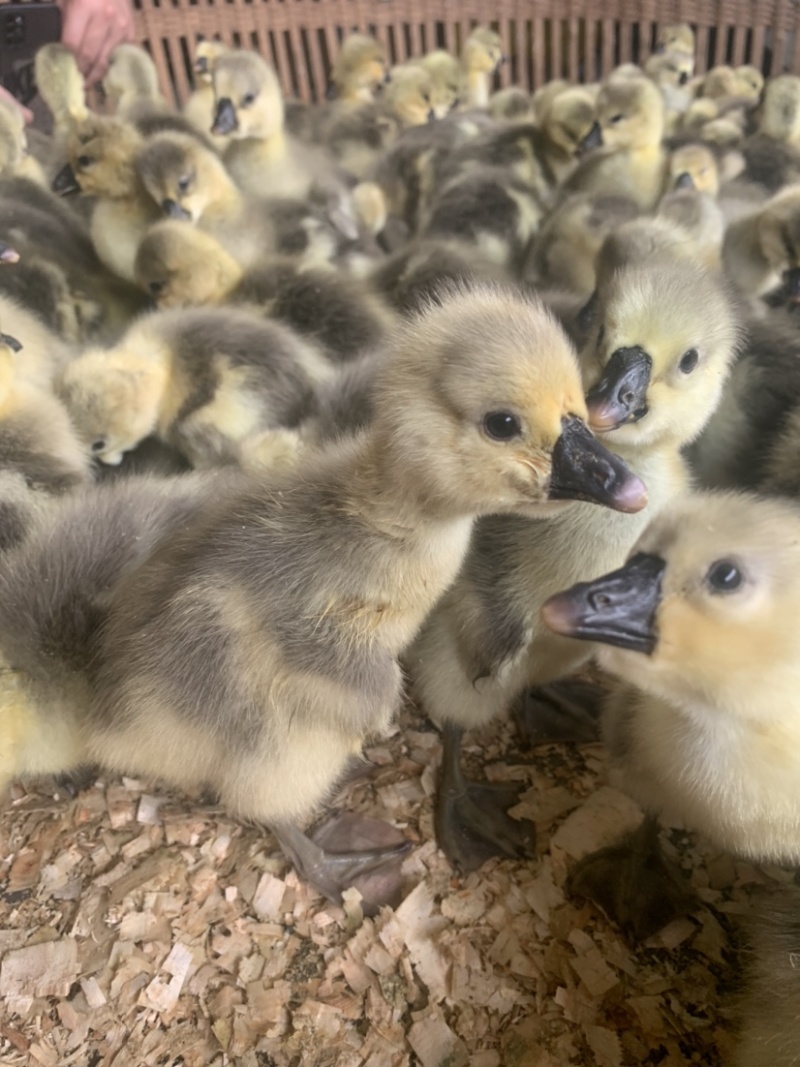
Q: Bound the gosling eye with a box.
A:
[177,175,191,193]
[241,92,256,107]
[596,323,605,348]
[706,559,743,593]
[422,93,431,104]
[679,348,699,374]
[76,155,93,168]
[483,411,522,441]
[91,438,107,453]
[609,113,624,124]
[149,280,165,296]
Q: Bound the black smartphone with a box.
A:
[0,2,62,104]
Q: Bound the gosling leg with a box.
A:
[568,814,697,941]
[515,678,605,746]
[435,722,536,874]
[273,816,411,914]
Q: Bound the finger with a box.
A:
[84,26,117,86]
[60,6,93,71]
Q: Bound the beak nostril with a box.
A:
[589,592,612,611]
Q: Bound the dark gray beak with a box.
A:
[548,416,648,513]
[674,171,695,190]
[577,120,602,155]
[194,56,209,75]
[586,346,652,431]
[1,332,22,352]
[211,97,238,136]
[52,162,81,196]
[679,71,689,86]
[541,553,666,654]
[783,267,800,303]
[161,198,191,220]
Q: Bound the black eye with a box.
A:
[177,175,191,193]
[483,411,522,440]
[76,155,92,168]
[149,280,165,295]
[91,439,107,453]
[679,348,699,374]
[610,113,624,123]
[706,559,743,593]
[241,92,256,107]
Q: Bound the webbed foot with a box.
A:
[274,814,411,914]
[515,678,605,746]
[436,723,535,874]
[568,815,697,941]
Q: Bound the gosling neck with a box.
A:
[465,71,491,110]
[344,426,473,537]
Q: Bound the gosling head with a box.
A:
[462,27,505,76]
[542,491,800,716]
[759,74,800,144]
[644,51,694,90]
[594,75,665,150]
[656,22,695,59]
[330,33,388,103]
[134,221,241,306]
[383,65,436,127]
[582,259,739,451]
[103,43,162,110]
[193,36,229,86]
[757,187,800,299]
[211,50,284,140]
[34,44,88,127]
[416,50,461,117]
[372,286,648,519]
[54,115,144,198]
[58,348,163,466]
[667,142,720,195]
[736,64,764,103]
[542,86,597,157]
[136,131,231,221]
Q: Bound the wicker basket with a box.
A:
[134,0,800,106]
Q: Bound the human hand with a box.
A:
[0,86,33,124]
[58,0,135,87]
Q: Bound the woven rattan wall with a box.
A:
[133,0,800,106]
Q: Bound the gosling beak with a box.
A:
[577,120,602,155]
[679,71,690,86]
[548,416,648,513]
[586,346,652,431]
[98,450,125,467]
[541,552,666,654]
[0,243,19,264]
[783,267,800,303]
[211,97,238,136]
[0,332,22,352]
[194,56,209,76]
[674,171,695,190]
[52,162,81,196]
[161,198,191,220]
